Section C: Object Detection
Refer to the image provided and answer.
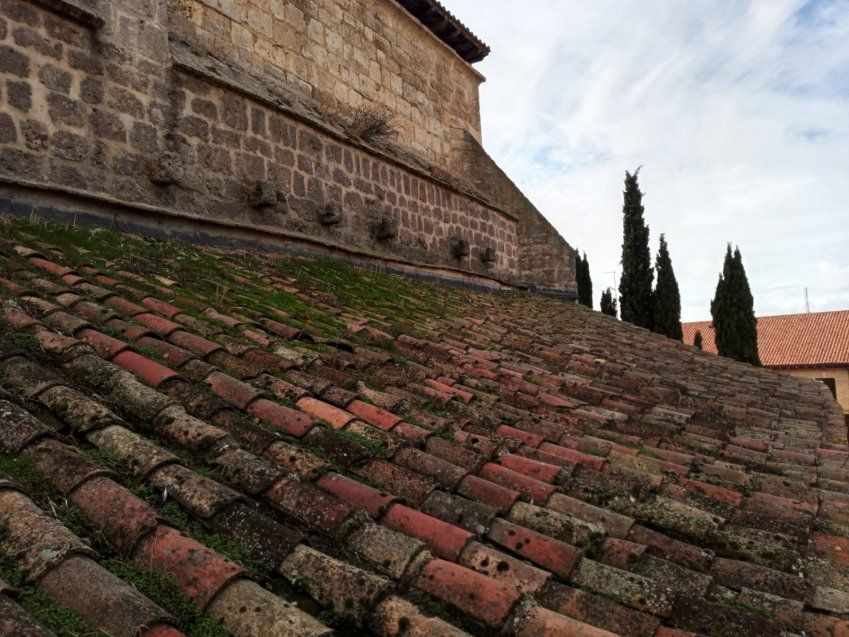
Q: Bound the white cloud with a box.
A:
[447,0,849,320]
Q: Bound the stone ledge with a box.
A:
[0,181,534,296]
[31,0,104,28]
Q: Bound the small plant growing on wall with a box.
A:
[348,105,398,146]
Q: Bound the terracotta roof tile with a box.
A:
[487,517,581,576]
[382,503,473,560]
[134,525,245,609]
[456,473,520,512]
[40,556,173,637]
[1,218,848,634]
[317,472,397,517]
[247,397,316,437]
[683,310,849,367]
[295,396,355,428]
[416,559,521,628]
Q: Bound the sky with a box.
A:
[447,0,849,321]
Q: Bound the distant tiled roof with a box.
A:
[0,216,847,636]
[683,310,849,368]
[398,0,491,63]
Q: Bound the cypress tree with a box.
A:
[652,234,682,340]
[576,252,593,308]
[710,244,760,366]
[600,288,617,317]
[575,253,585,307]
[693,330,703,350]
[619,169,654,328]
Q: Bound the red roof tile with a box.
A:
[2,218,848,636]
[134,525,244,609]
[416,559,521,627]
[382,504,473,560]
[247,398,316,437]
[296,396,355,428]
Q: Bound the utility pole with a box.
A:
[804,287,810,313]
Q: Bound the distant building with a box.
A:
[683,310,849,418]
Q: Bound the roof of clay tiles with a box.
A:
[398,0,491,63]
[683,310,849,368]
[0,216,847,637]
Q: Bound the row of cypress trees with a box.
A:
[615,169,683,340]
[575,169,760,366]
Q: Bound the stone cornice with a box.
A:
[31,0,104,28]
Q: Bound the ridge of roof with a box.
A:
[0,216,846,636]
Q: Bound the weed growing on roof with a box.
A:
[289,340,335,354]
[0,454,51,499]
[522,372,542,386]
[721,596,784,623]
[103,559,229,637]
[638,447,666,461]
[433,428,456,442]
[405,589,486,637]
[584,429,638,449]
[159,501,266,575]
[0,453,113,554]
[583,448,608,458]
[0,454,231,636]
[79,449,265,576]
[0,326,42,354]
[0,557,98,637]
[377,337,398,354]
[336,428,386,457]
[235,287,311,319]
[130,343,170,367]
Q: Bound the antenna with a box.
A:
[603,270,619,298]
[804,287,810,313]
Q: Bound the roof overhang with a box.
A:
[397,0,491,63]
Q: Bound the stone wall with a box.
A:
[455,133,576,293]
[0,0,575,294]
[780,367,849,415]
[168,0,484,167]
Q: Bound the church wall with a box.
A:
[0,0,520,282]
[0,0,576,294]
[169,0,484,167]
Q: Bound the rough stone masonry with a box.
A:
[0,0,577,295]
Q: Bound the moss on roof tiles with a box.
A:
[1,216,848,636]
